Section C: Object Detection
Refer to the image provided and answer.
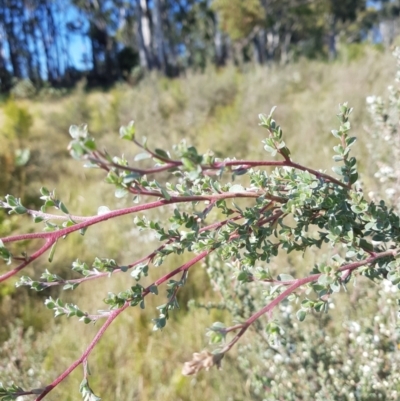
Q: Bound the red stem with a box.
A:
[0,238,56,282]
[221,248,397,353]
[33,249,211,399]
[147,249,211,292]
[35,302,130,401]
[1,191,279,244]
[17,214,243,289]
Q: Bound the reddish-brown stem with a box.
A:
[147,249,211,293]
[25,247,211,399]
[0,238,56,282]
[221,249,397,353]
[34,302,130,401]
[166,270,188,308]
[2,191,280,245]
[92,149,348,189]
[257,210,283,227]
[285,160,349,189]
[26,209,90,221]
[20,249,209,401]
[20,214,243,289]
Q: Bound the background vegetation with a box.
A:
[1,41,400,400]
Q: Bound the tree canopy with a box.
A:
[0,0,394,91]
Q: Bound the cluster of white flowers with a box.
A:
[366,48,400,211]
[234,278,400,400]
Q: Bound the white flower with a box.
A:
[361,365,371,374]
[350,321,361,333]
[385,188,396,198]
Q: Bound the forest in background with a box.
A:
[1,0,400,92]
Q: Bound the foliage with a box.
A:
[1,69,400,401]
[212,0,265,41]
[201,256,400,400]
[10,79,37,100]
[0,324,51,399]
[0,100,32,195]
[0,47,399,401]
[2,99,33,141]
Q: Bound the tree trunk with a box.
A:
[280,30,292,65]
[328,15,337,61]
[266,29,279,62]
[28,12,42,85]
[37,12,54,82]
[152,0,166,73]
[136,0,153,70]
[379,19,396,48]
[4,5,23,78]
[214,12,226,66]
[46,4,61,81]
[89,22,99,78]
[0,29,11,91]
[19,6,35,82]
[253,29,266,65]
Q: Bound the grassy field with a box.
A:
[1,44,399,400]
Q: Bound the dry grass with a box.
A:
[0,44,397,400]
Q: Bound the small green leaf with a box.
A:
[69,125,80,139]
[181,157,196,170]
[349,172,358,185]
[229,184,245,193]
[149,285,158,295]
[0,240,12,265]
[33,215,44,223]
[14,205,27,214]
[97,206,110,215]
[296,309,307,322]
[119,121,135,140]
[63,283,79,291]
[15,148,30,166]
[277,274,294,282]
[160,187,171,200]
[331,129,340,138]
[134,152,151,161]
[115,188,128,198]
[332,166,343,176]
[45,298,56,309]
[59,202,69,214]
[48,240,58,263]
[154,148,170,160]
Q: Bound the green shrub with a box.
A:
[0,100,32,196]
[1,47,400,401]
[10,79,36,99]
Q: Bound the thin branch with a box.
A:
[23,250,212,399]
[91,145,348,189]
[26,209,90,222]
[2,191,281,244]
[0,238,56,282]
[220,249,398,353]
[34,302,129,401]
[14,215,243,289]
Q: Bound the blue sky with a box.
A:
[66,6,91,71]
